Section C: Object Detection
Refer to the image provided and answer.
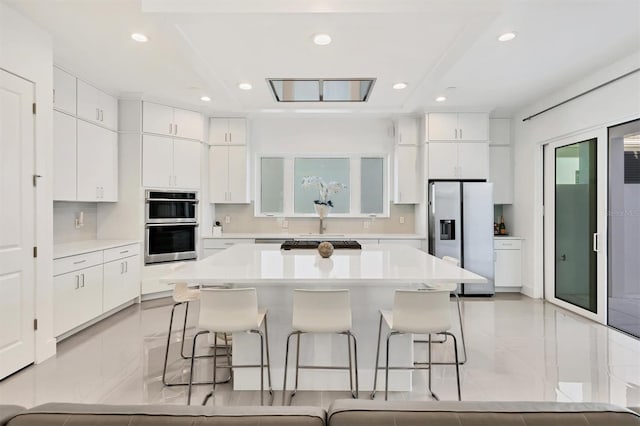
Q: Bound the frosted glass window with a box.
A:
[260,158,284,213]
[294,158,350,214]
[361,157,384,214]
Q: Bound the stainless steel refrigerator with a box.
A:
[428,182,495,295]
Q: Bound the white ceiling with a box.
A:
[5,0,640,117]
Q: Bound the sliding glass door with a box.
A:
[544,134,605,321]
[608,119,640,338]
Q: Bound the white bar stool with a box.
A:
[371,289,461,401]
[187,287,273,406]
[282,289,358,405]
[161,283,231,387]
[416,255,467,364]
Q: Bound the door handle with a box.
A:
[559,254,567,261]
[593,233,599,252]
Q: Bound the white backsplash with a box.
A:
[212,203,416,235]
[53,202,98,243]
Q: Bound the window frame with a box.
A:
[254,153,389,218]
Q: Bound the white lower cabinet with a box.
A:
[494,239,522,288]
[103,254,140,312]
[54,264,103,337]
[53,243,141,338]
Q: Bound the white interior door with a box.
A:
[543,130,607,324]
[0,69,35,379]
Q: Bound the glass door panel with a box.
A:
[555,139,597,313]
[608,119,640,338]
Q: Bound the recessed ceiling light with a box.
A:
[200,96,211,102]
[131,33,148,43]
[393,82,408,90]
[435,96,447,102]
[498,32,517,42]
[238,83,253,90]
[313,33,332,46]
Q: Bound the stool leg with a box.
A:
[282,331,295,405]
[180,301,190,359]
[384,332,396,401]
[259,331,264,406]
[348,332,359,398]
[162,302,180,386]
[446,331,462,401]
[263,315,274,402]
[427,334,439,401]
[292,332,301,400]
[453,293,467,364]
[370,313,383,399]
[187,330,207,405]
[347,332,354,397]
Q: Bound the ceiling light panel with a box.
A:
[498,32,517,42]
[313,33,332,45]
[267,79,375,102]
[131,33,148,42]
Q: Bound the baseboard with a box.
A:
[35,337,57,363]
[56,299,136,342]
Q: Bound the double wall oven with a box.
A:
[145,190,198,264]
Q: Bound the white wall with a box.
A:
[512,52,640,299]
[0,1,55,361]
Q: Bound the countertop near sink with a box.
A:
[54,239,141,259]
[494,236,523,240]
[201,233,425,240]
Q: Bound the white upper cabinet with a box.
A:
[142,102,203,141]
[394,145,419,203]
[53,67,76,115]
[172,139,201,189]
[142,135,201,189]
[428,141,489,180]
[489,118,513,203]
[77,79,117,130]
[209,145,248,203]
[395,117,418,145]
[209,118,247,145]
[53,111,77,201]
[427,113,488,141]
[76,120,118,201]
[142,102,174,136]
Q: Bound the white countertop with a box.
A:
[54,239,140,259]
[161,243,487,286]
[201,232,425,240]
[494,236,524,240]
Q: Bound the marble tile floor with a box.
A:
[1,294,639,410]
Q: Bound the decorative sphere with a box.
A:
[318,241,334,258]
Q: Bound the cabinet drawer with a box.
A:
[104,243,141,263]
[494,239,522,250]
[54,251,103,276]
[203,239,254,249]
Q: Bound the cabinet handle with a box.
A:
[53,88,56,103]
[169,123,173,134]
[224,132,228,143]
[120,250,129,254]
[99,109,103,122]
[399,191,402,202]
[455,128,458,139]
[73,259,86,265]
[593,233,599,252]
[125,261,128,273]
[96,108,99,120]
[174,124,178,135]
[75,275,80,289]
[229,132,232,142]
[81,273,85,288]
[121,262,124,274]
[460,128,463,139]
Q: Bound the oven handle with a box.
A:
[146,223,199,227]
[146,198,199,203]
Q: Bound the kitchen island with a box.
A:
[161,243,487,391]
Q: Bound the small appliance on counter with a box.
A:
[212,221,222,237]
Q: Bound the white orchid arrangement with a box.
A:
[301,176,346,208]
